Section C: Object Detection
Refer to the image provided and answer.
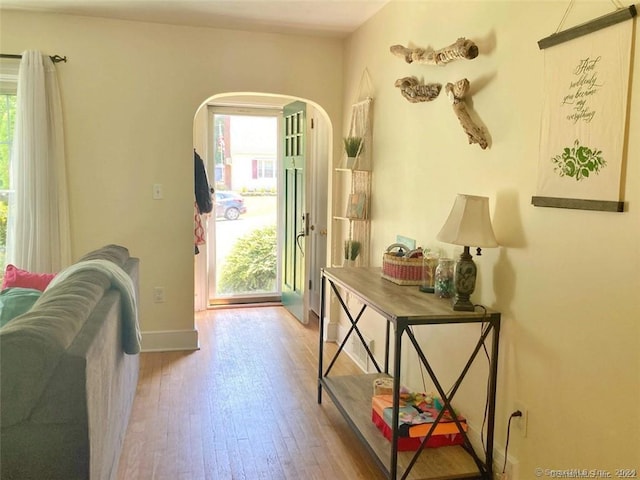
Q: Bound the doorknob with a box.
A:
[295,231,305,255]
[303,212,310,236]
[296,213,311,254]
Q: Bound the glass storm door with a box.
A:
[207,108,280,305]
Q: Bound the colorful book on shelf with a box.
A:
[372,394,468,438]
[346,193,367,219]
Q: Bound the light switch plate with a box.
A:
[153,184,163,200]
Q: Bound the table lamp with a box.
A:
[436,194,498,311]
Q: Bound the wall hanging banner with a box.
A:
[534,13,634,212]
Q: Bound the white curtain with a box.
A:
[6,50,71,272]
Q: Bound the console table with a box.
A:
[317,267,501,480]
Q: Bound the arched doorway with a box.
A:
[193,92,333,324]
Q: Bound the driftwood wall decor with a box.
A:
[390,38,478,66]
[445,79,488,150]
[390,36,489,148]
[394,77,442,103]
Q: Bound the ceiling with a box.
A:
[1,0,390,37]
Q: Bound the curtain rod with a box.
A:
[0,53,67,63]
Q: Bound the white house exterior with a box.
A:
[227,115,277,193]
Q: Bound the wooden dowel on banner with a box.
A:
[531,196,625,212]
[538,4,636,49]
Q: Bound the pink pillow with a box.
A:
[1,264,56,291]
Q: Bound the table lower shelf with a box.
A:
[320,373,482,480]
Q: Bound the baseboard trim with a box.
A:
[141,329,200,352]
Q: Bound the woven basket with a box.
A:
[381,244,423,286]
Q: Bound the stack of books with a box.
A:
[371,394,467,451]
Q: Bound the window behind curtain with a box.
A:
[0,94,16,272]
[0,60,18,274]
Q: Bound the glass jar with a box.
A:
[434,258,455,298]
[420,251,439,293]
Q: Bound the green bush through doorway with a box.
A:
[218,225,277,294]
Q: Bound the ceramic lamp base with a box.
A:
[452,296,475,311]
[453,246,477,311]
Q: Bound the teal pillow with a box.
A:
[0,287,42,328]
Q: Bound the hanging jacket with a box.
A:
[194,149,213,214]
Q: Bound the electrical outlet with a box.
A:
[153,287,165,303]
[513,401,528,437]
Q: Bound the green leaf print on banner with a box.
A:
[551,140,606,181]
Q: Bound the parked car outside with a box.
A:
[215,191,247,220]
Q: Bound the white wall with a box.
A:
[342,0,640,475]
[0,10,344,348]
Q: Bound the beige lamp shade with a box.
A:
[436,194,498,248]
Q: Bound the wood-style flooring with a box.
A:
[117,306,386,480]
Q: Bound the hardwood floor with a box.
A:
[117,306,386,480]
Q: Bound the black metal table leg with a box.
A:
[318,270,326,404]
[485,318,501,478]
[390,324,403,480]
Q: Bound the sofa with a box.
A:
[0,245,140,480]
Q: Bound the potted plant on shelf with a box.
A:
[343,136,363,169]
[344,239,361,267]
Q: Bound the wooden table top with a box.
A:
[322,267,500,325]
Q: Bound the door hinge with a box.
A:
[309,279,313,290]
[311,118,314,129]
